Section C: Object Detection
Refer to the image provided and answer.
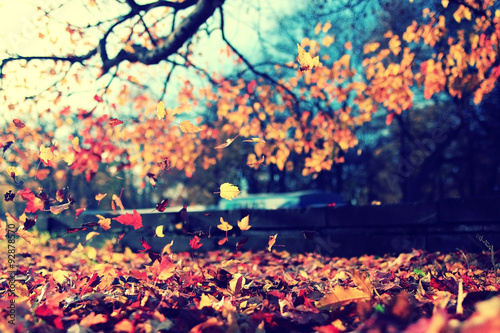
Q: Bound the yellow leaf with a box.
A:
[243,137,265,143]
[157,101,166,120]
[179,120,202,133]
[172,104,191,116]
[442,0,449,8]
[53,270,69,284]
[219,183,240,200]
[63,152,75,166]
[218,217,233,231]
[237,215,251,231]
[156,225,165,237]
[85,231,100,242]
[16,229,35,244]
[39,145,55,164]
[72,136,81,152]
[297,44,320,72]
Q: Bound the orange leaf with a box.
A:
[344,41,353,50]
[95,193,107,204]
[96,215,111,230]
[268,233,278,251]
[179,120,202,133]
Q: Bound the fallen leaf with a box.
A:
[315,285,371,310]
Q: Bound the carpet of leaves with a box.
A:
[1,235,499,333]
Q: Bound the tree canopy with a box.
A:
[1,0,499,212]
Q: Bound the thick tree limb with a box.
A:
[100,0,225,74]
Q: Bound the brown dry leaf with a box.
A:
[348,271,374,298]
[315,285,371,310]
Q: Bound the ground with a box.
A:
[1,234,499,333]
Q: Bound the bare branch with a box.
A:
[100,0,225,74]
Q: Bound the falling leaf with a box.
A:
[243,137,265,143]
[218,237,228,245]
[155,198,169,212]
[112,194,125,211]
[49,202,71,215]
[155,225,165,237]
[95,193,107,204]
[96,214,111,230]
[215,134,239,149]
[109,118,123,127]
[161,240,174,256]
[297,44,320,72]
[113,209,143,230]
[218,183,240,200]
[138,237,152,252]
[237,215,251,230]
[16,228,35,244]
[2,141,14,155]
[218,217,233,231]
[157,101,166,120]
[13,119,25,128]
[268,233,278,251]
[190,235,203,249]
[179,120,202,133]
[39,145,55,164]
[85,231,100,242]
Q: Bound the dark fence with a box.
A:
[46,196,500,257]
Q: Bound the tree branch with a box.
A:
[100,0,224,74]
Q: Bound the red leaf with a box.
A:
[13,119,26,128]
[113,209,143,229]
[93,94,103,102]
[155,198,169,212]
[189,235,203,249]
[75,207,86,219]
[109,118,124,127]
[247,79,257,94]
[138,237,152,252]
[386,113,395,126]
